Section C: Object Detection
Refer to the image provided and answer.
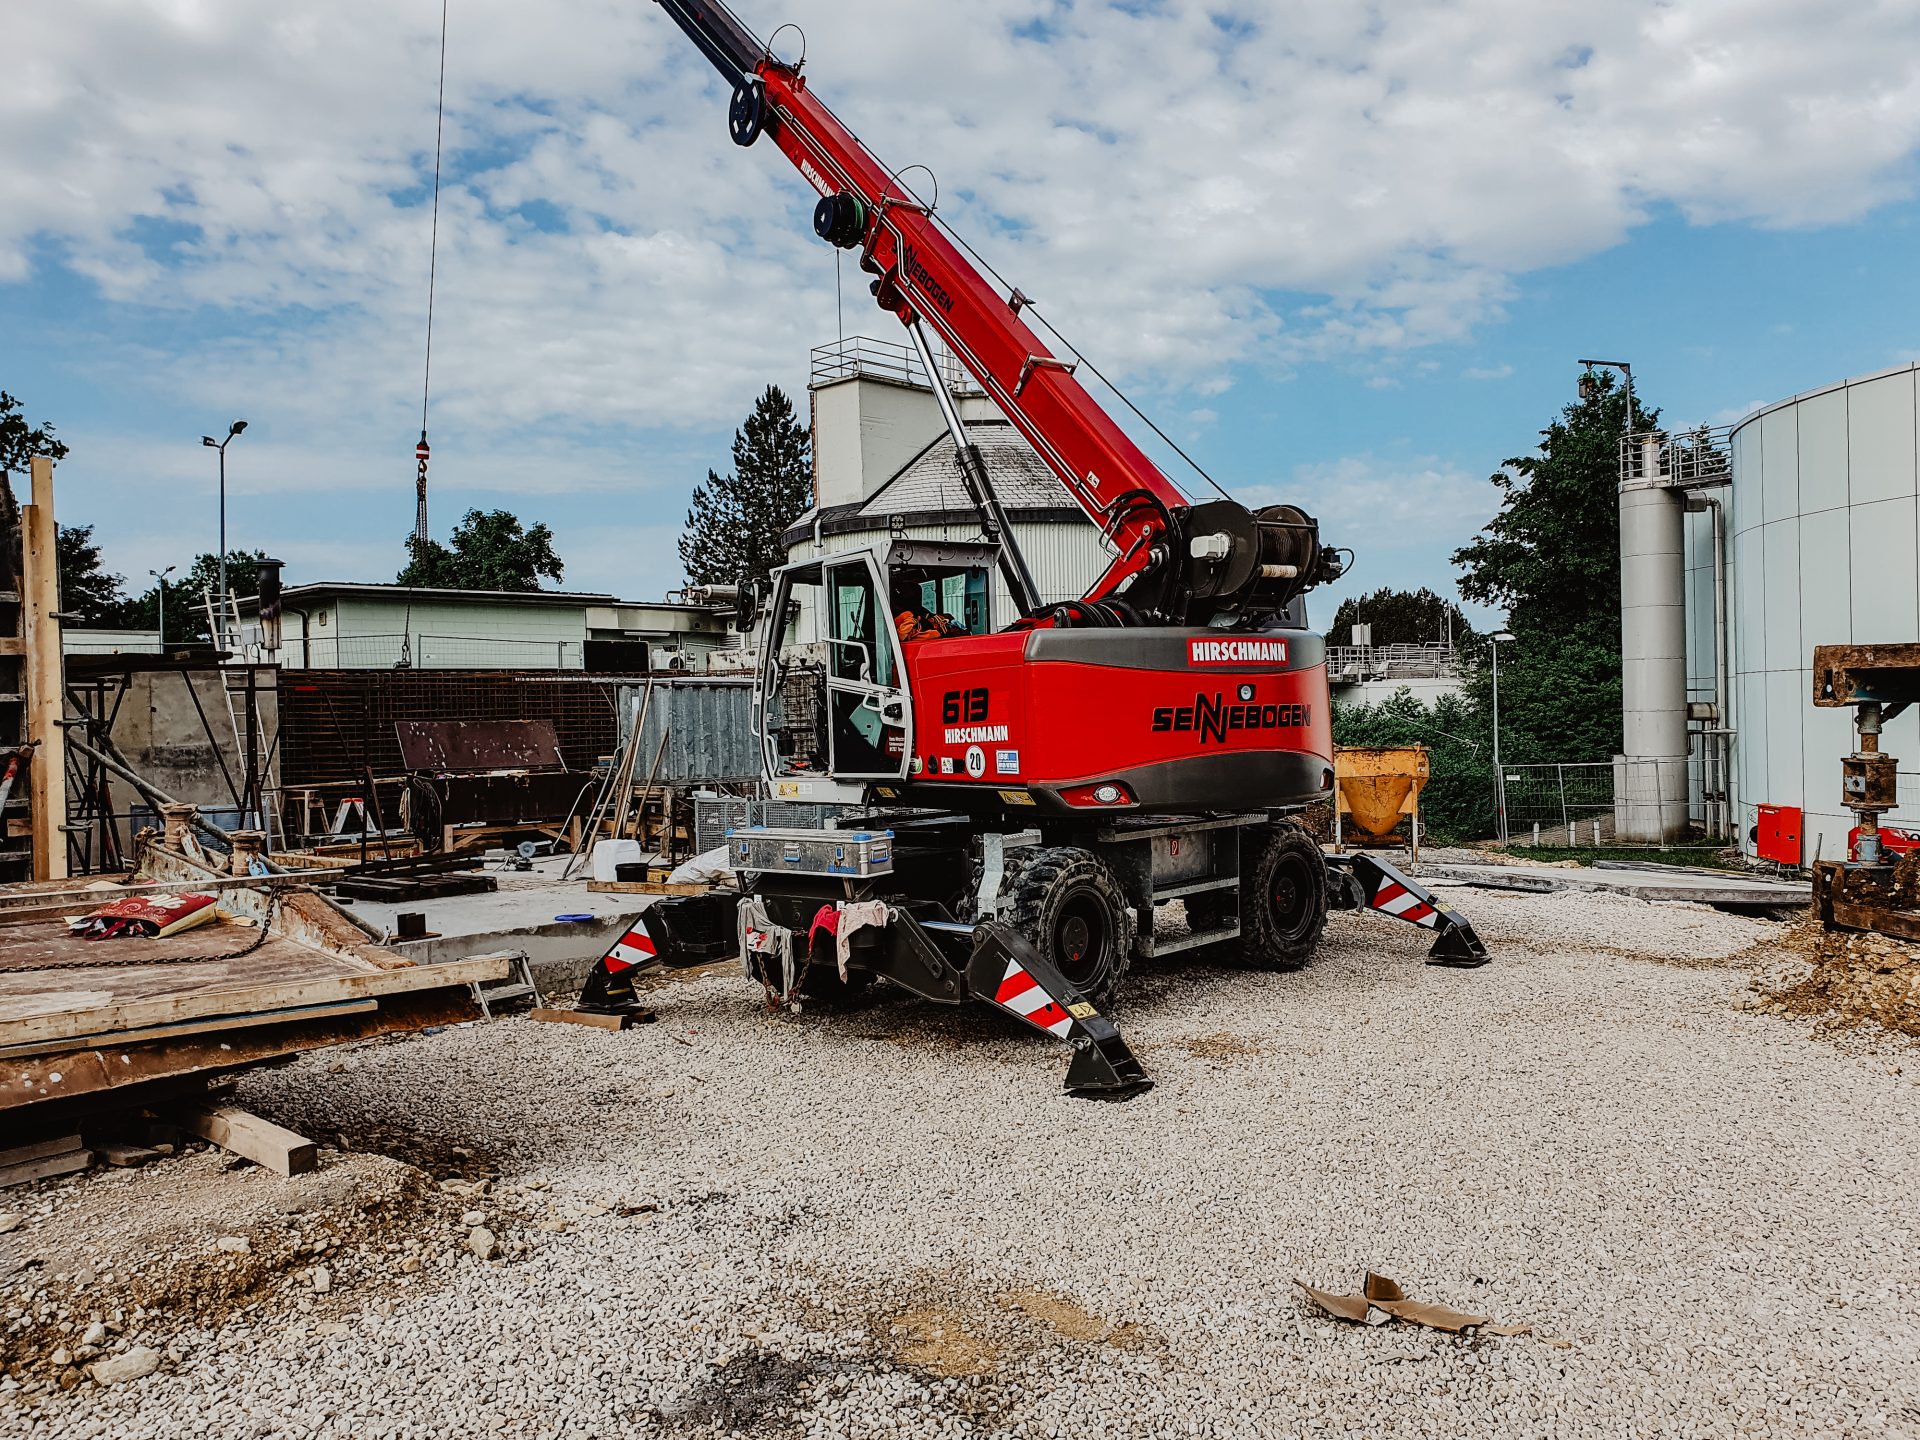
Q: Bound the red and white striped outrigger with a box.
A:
[1323,852,1490,967]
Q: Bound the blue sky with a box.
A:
[4,1,1919,630]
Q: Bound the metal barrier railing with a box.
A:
[810,334,970,392]
[1326,643,1460,681]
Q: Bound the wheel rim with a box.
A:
[1268,852,1317,942]
[1054,891,1112,988]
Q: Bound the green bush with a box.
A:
[1333,689,1495,844]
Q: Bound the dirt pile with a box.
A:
[1753,918,1920,1036]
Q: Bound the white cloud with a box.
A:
[5,0,1919,593]
[1463,363,1515,381]
[1242,451,1504,626]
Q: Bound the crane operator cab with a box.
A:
[757,539,995,798]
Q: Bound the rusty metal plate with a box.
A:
[1812,644,1920,707]
[396,719,566,774]
[1841,754,1900,810]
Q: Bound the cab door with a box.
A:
[823,554,911,778]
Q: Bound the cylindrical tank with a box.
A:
[1618,447,1690,843]
[1724,360,1920,862]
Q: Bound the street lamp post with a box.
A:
[1577,358,1635,463]
[200,420,248,646]
[1491,630,1516,843]
[149,566,177,650]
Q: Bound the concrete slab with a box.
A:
[1425,861,1808,909]
[338,859,680,997]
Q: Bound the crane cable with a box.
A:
[404,0,450,671]
[929,206,1237,506]
[415,0,449,542]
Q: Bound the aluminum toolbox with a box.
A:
[729,825,894,878]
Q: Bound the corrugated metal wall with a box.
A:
[618,677,760,784]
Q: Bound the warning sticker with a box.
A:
[995,749,1020,776]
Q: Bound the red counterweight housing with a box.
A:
[901,627,1333,815]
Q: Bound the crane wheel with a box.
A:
[1238,822,1328,972]
[1004,847,1134,1009]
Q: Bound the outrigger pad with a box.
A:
[1064,1032,1153,1101]
[967,920,1153,1100]
[576,894,743,1016]
[1325,852,1491,969]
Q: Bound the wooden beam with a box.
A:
[0,1133,84,1165]
[0,1148,90,1188]
[0,998,379,1060]
[179,1103,316,1177]
[531,1006,654,1030]
[22,456,67,882]
[0,951,512,1051]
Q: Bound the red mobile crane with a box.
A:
[605,2,1488,1097]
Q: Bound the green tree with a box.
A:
[1,391,71,542]
[1452,369,1657,765]
[124,550,271,644]
[57,524,134,627]
[0,391,69,479]
[679,385,811,594]
[1327,587,1476,648]
[397,510,564,591]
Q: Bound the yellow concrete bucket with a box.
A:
[1334,746,1431,843]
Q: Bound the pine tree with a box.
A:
[679,385,811,593]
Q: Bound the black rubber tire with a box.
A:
[1182,890,1235,935]
[1004,847,1135,1008]
[1239,822,1328,972]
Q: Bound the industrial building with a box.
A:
[236,581,735,672]
[783,336,1106,610]
[1622,358,1919,862]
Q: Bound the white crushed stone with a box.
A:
[1423,884,1779,961]
[8,887,1918,1439]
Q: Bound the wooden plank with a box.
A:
[179,1103,316,1177]
[0,637,22,657]
[95,1141,161,1168]
[531,1006,655,1030]
[0,1133,83,1166]
[586,879,707,896]
[22,457,66,882]
[0,952,512,1052]
[0,998,379,1060]
[0,1148,90,1188]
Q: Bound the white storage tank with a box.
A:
[1724,360,1920,862]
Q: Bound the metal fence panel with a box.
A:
[620,678,759,785]
[1501,753,1726,846]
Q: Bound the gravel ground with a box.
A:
[8,887,1919,1439]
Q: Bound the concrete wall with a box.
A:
[1725,360,1920,861]
[1330,676,1465,707]
[103,667,276,825]
[812,374,945,508]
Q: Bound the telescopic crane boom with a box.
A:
[655,0,1343,628]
